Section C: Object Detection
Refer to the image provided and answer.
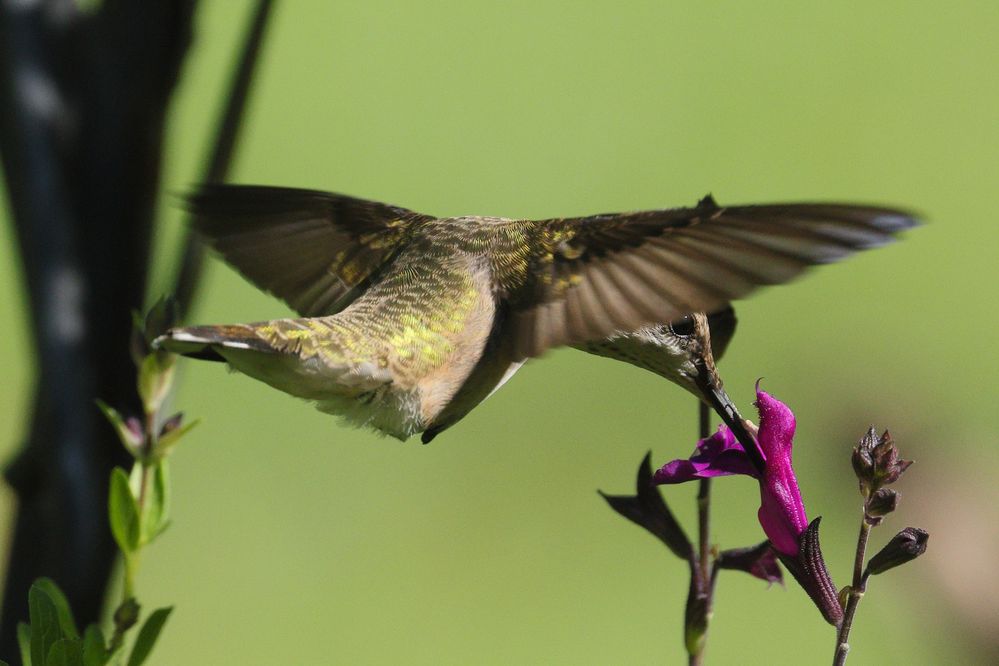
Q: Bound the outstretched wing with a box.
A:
[188,184,434,316]
[507,195,917,360]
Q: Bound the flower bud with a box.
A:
[97,400,145,457]
[866,527,928,576]
[852,440,874,480]
[114,597,141,632]
[685,591,709,657]
[159,412,184,437]
[852,427,911,495]
[865,488,899,526]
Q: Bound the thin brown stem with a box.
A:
[687,402,713,665]
[833,518,872,665]
[697,403,711,582]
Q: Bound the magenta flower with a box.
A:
[653,383,843,626]
[653,385,807,557]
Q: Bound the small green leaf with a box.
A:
[126,607,172,666]
[0,659,10,666]
[109,468,141,555]
[154,418,199,457]
[33,579,79,640]
[141,461,171,545]
[28,583,61,666]
[18,622,32,666]
[81,625,109,666]
[45,638,83,666]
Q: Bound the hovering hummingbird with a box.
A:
[157,185,915,444]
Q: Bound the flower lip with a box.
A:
[653,426,759,484]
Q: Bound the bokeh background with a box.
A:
[2,1,998,664]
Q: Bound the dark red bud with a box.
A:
[866,527,928,576]
[865,488,899,525]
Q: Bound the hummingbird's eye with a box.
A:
[669,315,695,337]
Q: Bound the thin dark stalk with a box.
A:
[697,403,711,582]
[833,518,872,665]
[688,402,713,666]
[173,0,275,318]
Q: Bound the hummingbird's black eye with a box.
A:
[669,315,695,337]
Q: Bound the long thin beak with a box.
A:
[697,376,766,475]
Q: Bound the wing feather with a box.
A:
[188,184,433,316]
[508,196,917,359]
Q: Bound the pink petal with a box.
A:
[653,426,758,485]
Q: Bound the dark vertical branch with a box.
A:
[0,0,198,654]
[0,0,103,649]
[173,0,275,318]
[0,1,275,651]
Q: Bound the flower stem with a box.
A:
[697,402,712,581]
[688,402,713,666]
[111,416,158,653]
[833,517,871,665]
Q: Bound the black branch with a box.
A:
[0,0,273,655]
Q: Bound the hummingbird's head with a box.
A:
[576,310,730,399]
[575,307,759,460]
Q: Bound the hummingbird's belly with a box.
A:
[219,343,424,439]
[217,255,499,440]
[315,386,425,440]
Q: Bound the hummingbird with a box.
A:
[157,185,915,445]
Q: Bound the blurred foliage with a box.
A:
[12,303,194,665]
[2,1,997,664]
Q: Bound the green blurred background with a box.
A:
[2,1,998,663]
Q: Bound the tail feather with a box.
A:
[154,325,277,361]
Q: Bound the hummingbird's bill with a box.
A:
[156,185,917,441]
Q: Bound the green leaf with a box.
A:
[154,418,199,458]
[81,625,109,666]
[28,583,61,666]
[45,639,83,666]
[135,461,171,545]
[18,622,32,666]
[126,607,172,666]
[33,579,79,640]
[109,468,141,555]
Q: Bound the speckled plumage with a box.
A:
[158,185,916,440]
